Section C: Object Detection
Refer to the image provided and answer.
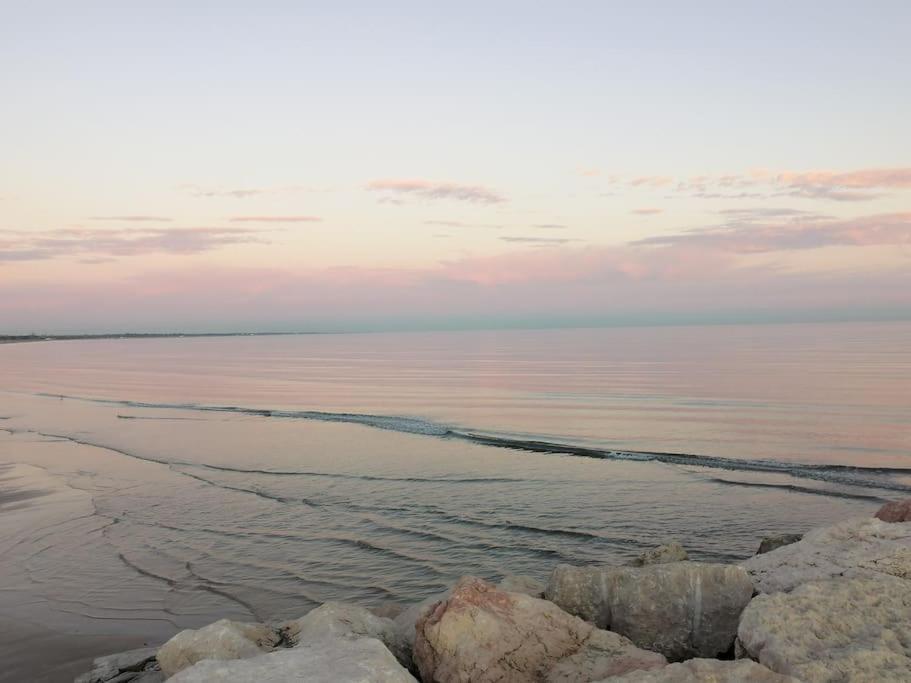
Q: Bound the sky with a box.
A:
[1,1,910,333]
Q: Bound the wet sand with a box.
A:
[0,617,151,683]
[0,461,160,682]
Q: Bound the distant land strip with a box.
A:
[0,332,309,345]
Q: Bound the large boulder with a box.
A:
[755,534,802,555]
[283,601,409,665]
[631,542,687,566]
[74,647,159,683]
[545,562,753,661]
[392,587,452,654]
[414,576,665,682]
[876,499,911,523]
[742,516,911,593]
[157,619,279,677]
[596,658,798,682]
[737,575,911,681]
[497,574,546,597]
[168,636,416,682]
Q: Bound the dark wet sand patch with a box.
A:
[0,617,154,683]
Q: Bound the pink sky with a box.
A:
[1,4,909,332]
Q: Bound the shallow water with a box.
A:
[0,322,909,666]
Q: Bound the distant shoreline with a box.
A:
[0,332,308,345]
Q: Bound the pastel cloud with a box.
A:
[178,184,327,199]
[0,227,265,262]
[632,208,663,215]
[607,167,911,202]
[3,238,909,331]
[368,179,506,204]
[229,216,322,223]
[633,212,911,253]
[499,236,580,246]
[89,216,173,222]
[423,220,504,228]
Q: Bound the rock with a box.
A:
[371,601,406,619]
[130,673,166,683]
[284,601,409,665]
[876,499,911,523]
[74,647,158,683]
[737,575,911,681]
[392,587,452,653]
[742,516,911,594]
[756,534,802,555]
[631,542,688,566]
[497,574,546,597]
[414,576,665,682]
[596,658,798,682]
[545,562,753,661]
[168,636,416,682]
[157,619,279,677]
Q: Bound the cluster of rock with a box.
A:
[77,501,911,682]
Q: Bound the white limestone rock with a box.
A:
[742,516,911,594]
[737,575,911,682]
[596,658,798,682]
[168,636,416,682]
[156,619,279,677]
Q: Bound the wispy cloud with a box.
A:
[500,236,580,245]
[0,227,266,263]
[606,167,911,202]
[533,223,568,229]
[423,220,504,228]
[89,215,173,222]
[368,179,506,204]
[632,208,663,215]
[180,185,267,199]
[629,176,674,188]
[229,216,322,223]
[178,184,324,199]
[633,212,911,253]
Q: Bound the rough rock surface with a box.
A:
[631,542,687,566]
[168,636,416,682]
[392,587,452,653]
[497,574,546,597]
[284,601,409,665]
[545,562,753,661]
[414,576,665,682]
[737,575,911,681]
[742,516,911,593]
[371,601,406,619]
[156,619,279,676]
[877,499,911,523]
[756,533,802,555]
[74,647,159,683]
[596,658,798,682]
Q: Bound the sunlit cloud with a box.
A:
[632,208,663,215]
[608,167,911,202]
[423,220,504,228]
[499,236,580,245]
[0,227,266,262]
[533,223,568,229]
[368,179,506,204]
[229,216,322,223]
[89,216,173,222]
[178,184,325,199]
[629,176,674,188]
[633,212,911,253]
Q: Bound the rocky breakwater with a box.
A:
[76,502,911,683]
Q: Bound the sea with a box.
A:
[1,322,909,655]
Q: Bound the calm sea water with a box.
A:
[1,322,910,649]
